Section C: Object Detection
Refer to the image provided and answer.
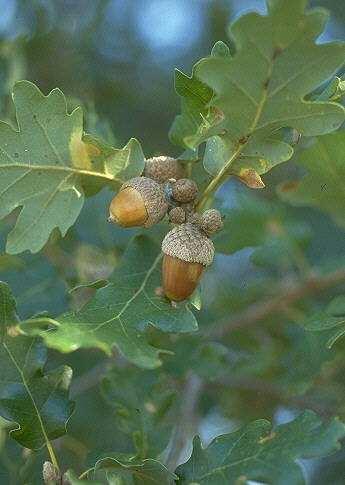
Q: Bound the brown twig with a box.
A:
[70,359,113,398]
[164,373,203,472]
[208,376,335,417]
[207,268,345,339]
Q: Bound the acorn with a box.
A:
[144,156,185,183]
[162,223,214,301]
[200,209,223,236]
[171,178,198,203]
[109,176,168,228]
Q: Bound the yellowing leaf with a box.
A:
[69,130,92,170]
[237,168,265,189]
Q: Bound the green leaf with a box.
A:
[64,470,103,485]
[303,295,345,349]
[101,366,176,459]
[0,281,75,449]
[214,192,311,260]
[203,135,293,187]
[171,0,345,182]
[278,325,335,395]
[214,194,272,254]
[169,68,222,151]
[0,81,145,254]
[82,134,145,188]
[41,236,198,369]
[68,279,109,294]
[176,411,345,485]
[168,42,230,151]
[278,131,345,228]
[211,41,231,58]
[326,295,345,316]
[94,456,176,484]
[315,76,345,101]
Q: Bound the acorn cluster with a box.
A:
[108,156,223,302]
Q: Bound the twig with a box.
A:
[70,359,112,398]
[197,145,243,211]
[207,268,345,338]
[164,373,203,472]
[208,377,335,417]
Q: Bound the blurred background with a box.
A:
[0,0,344,155]
[1,1,345,484]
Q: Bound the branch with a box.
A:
[164,373,203,472]
[209,376,336,417]
[197,145,243,211]
[70,359,112,398]
[207,268,345,338]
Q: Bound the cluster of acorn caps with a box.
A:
[108,156,223,302]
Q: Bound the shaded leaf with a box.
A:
[94,456,176,485]
[278,131,345,227]
[326,295,345,316]
[41,236,198,369]
[101,366,177,459]
[277,325,335,395]
[0,281,75,449]
[304,295,345,349]
[214,192,311,261]
[64,470,103,484]
[0,81,145,254]
[177,411,345,485]
[69,279,109,294]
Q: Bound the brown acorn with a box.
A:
[161,223,214,301]
[109,176,168,228]
[144,156,185,183]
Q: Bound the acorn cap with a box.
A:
[200,209,223,236]
[162,223,214,266]
[171,178,198,203]
[187,212,202,225]
[121,176,168,227]
[169,206,186,224]
[144,156,185,183]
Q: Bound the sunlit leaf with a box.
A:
[171,0,345,183]
[0,81,145,254]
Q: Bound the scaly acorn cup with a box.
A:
[108,176,168,228]
[200,209,223,236]
[144,156,185,183]
[162,223,214,301]
[170,178,199,203]
[168,206,186,224]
